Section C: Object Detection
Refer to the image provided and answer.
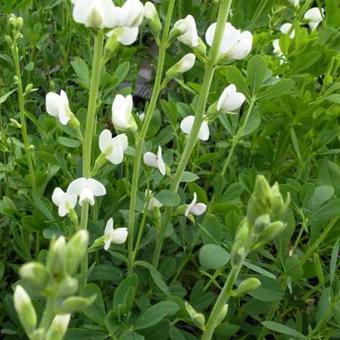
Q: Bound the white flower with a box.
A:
[52,188,77,217]
[180,116,210,141]
[72,0,118,28]
[185,193,207,217]
[111,94,137,131]
[99,129,128,165]
[143,146,166,176]
[167,53,196,78]
[67,178,106,206]
[280,23,295,39]
[205,22,253,60]
[173,15,199,48]
[104,218,128,250]
[217,84,246,113]
[272,39,283,56]
[304,7,324,30]
[145,190,163,211]
[289,0,299,7]
[46,90,72,125]
[107,26,139,46]
[119,0,144,27]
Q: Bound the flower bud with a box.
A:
[144,2,162,37]
[14,285,37,335]
[185,301,205,329]
[65,230,89,275]
[234,220,250,246]
[253,214,270,234]
[215,304,228,326]
[56,276,79,297]
[9,14,17,28]
[232,278,261,297]
[59,296,95,314]
[47,236,66,278]
[5,35,12,45]
[251,221,286,250]
[193,38,207,60]
[166,54,196,80]
[46,314,71,340]
[231,247,246,267]
[16,17,24,29]
[30,328,46,340]
[19,262,49,290]
[10,118,22,129]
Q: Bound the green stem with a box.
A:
[79,30,104,289]
[11,37,37,194]
[39,296,56,330]
[152,0,233,268]
[202,263,243,340]
[127,0,176,276]
[221,97,256,177]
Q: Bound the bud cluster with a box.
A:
[14,231,92,339]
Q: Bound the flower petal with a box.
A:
[191,203,207,216]
[87,179,106,197]
[143,152,158,168]
[111,228,128,244]
[67,178,87,196]
[180,115,195,135]
[52,187,64,206]
[46,92,61,117]
[99,129,113,153]
[198,121,210,141]
[104,218,114,237]
[117,27,139,46]
[185,192,197,217]
[157,146,166,176]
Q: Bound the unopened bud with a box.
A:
[231,247,245,267]
[16,17,24,29]
[103,34,119,64]
[193,38,207,60]
[47,236,66,277]
[144,2,162,37]
[166,54,196,80]
[24,83,34,95]
[46,314,71,340]
[59,295,95,314]
[19,262,49,290]
[252,221,286,250]
[215,304,228,326]
[185,301,205,329]
[253,214,270,234]
[65,230,89,275]
[9,14,17,28]
[5,35,12,44]
[10,118,22,129]
[13,285,37,335]
[232,278,261,297]
[56,276,78,297]
[31,328,46,340]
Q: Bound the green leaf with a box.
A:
[58,137,81,148]
[222,66,249,96]
[260,79,295,100]
[135,261,170,295]
[154,190,180,207]
[261,321,306,339]
[285,255,304,281]
[112,62,130,88]
[330,240,339,284]
[113,274,138,313]
[306,185,334,211]
[180,171,199,183]
[135,301,180,330]
[120,332,144,340]
[71,57,90,87]
[199,244,230,270]
[247,55,268,94]
[325,94,340,104]
[82,284,106,326]
[0,89,16,105]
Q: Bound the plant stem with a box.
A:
[11,37,37,194]
[202,263,243,340]
[127,0,176,276]
[39,295,56,330]
[79,30,104,289]
[152,0,233,268]
[221,97,256,177]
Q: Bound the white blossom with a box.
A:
[104,218,128,250]
[143,146,166,176]
[185,193,207,217]
[217,84,246,113]
[304,7,324,30]
[111,94,137,131]
[173,15,199,48]
[180,116,210,141]
[280,23,295,39]
[99,129,128,165]
[67,178,106,206]
[46,90,72,125]
[52,188,77,217]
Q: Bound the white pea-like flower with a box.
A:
[71,0,118,28]
[107,26,140,46]
[166,53,196,78]
[272,39,283,56]
[119,0,144,27]
[111,94,137,131]
[180,116,210,142]
[289,0,299,7]
[145,190,163,211]
[143,146,166,176]
[99,129,128,165]
[46,90,72,125]
[217,84,246,113]
[280,23,295,39]
[67,178,106,206]
[185,192,207,217]
[304,7,324,30]
[52,188,77,217]
[205,22,253,60]
[104,218,128,250]
[173,15,200,48]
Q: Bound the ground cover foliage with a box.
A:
[0,0,340,339]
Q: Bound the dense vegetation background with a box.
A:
[0,0,340,339]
